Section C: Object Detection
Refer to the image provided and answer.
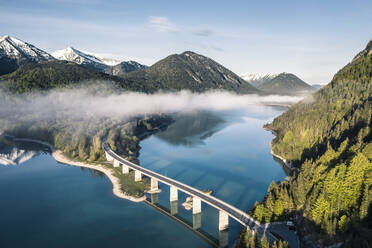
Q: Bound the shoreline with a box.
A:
[6,135,146,203]
[263,128,294,171]
[269,141,294,171]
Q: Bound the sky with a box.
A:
[0,0,371,85]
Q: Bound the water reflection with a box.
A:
[144,198,219,248]
[218,230,229,248]
[140,106,288,246]
[0,137,48,166]
[78,166,106,178]
[155,110,227,147]
[193,212,202,229]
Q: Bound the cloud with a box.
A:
[148,16,179,33]
[192,29,214,37]
[148,16,215,38]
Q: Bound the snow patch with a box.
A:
[0,35,53,61]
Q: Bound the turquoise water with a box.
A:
[0,105,286,247]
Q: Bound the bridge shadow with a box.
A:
[143,197,221,248]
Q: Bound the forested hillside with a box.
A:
[122,51,258,94]
[248,40,372,247]
[0,51,258,94]
[256,73,314,95]
[0,60,154,93]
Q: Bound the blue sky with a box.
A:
[1,0,371,84]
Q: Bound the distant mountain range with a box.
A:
[0,35,315,95]
[240,73,278,87]
[52,47,147,75]
[311,84,324,90]
[106,60,147,76]
[241,72,316,95]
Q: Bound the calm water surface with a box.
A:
[0,105,286,248]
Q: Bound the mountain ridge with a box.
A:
[52,46,147,75]
[0,36,261,94]
[0,35,54,76]
[122,51,258,93]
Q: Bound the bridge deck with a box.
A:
[103,142,277,244]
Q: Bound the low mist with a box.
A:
[0,83,303,124]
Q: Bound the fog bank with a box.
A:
[0,87,303,122]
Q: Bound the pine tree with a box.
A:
[359,184,371,219]
[260,235,269,248]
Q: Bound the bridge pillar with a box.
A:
[218,210,229,231]
[113,159,120,168]
[170,186,178,202]
[192,196,201,214]
[105,151,114,162]
[150,178,158,191]
[122,164,129,174]
[170,200,178,215]
[134,170,142,181]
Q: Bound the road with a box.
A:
[267,222,299,248]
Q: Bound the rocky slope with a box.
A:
[105,60,147,76]
[0,35,54,76]
[240,73,277,88]
[52,47,147,75]
[52,47,111,73]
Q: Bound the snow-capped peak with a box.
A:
[240,73,278,82]
[52,47,105,65]
[0,35,54,61]
[82,51,121,66]
[52,47,121,66]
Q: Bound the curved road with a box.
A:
[104,142,278,244]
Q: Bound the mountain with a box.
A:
[52,47,147,75]
[1,48,257,94]
[123,51,258,93]
[247,40,372,246]
[105,60,147,76]
[52,47,110,73]
[240,73,277,88]
[0,60,150,93]
[242,72,315,95]
[86,54,121,66]
[311,84,325,90]
[0,35,54,76]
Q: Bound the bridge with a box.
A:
[103,142,278,246]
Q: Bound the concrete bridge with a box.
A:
[103,142,277,246]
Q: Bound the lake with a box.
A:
[0,105,287,248]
